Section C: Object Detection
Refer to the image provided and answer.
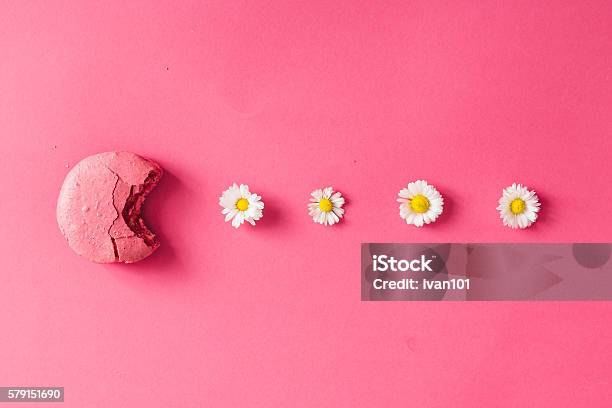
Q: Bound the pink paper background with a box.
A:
[1,1,611,406]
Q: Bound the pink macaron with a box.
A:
[57,151,163,263]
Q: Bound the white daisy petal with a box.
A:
[308,187,346,226]
[414,214,424,227]
[317,211,326,224]
[398,188,410,199]
[405,212,416,225]
[397,180,444,226]
[526,210,537,222]
[497,183,540,229]
[225,209,237,222]
[219,183,264,228]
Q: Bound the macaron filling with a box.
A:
[119,170,161,252]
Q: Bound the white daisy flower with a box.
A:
[397,180,444,227]
[219,183,264,228]
[308,187,345,226]
[497,183,540,229]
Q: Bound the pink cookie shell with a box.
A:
[57,151,162,263]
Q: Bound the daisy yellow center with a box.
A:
[410,194,430,213]
[510,198,525,215]
[236,198,249,211]
[319,198,333,213]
